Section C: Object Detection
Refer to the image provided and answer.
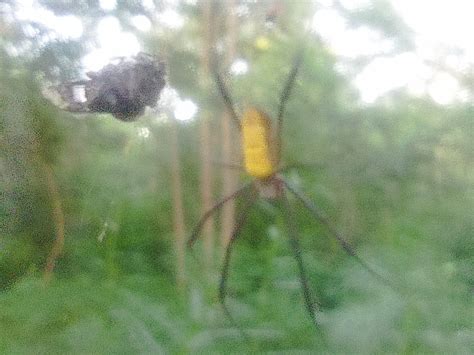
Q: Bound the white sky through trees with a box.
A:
[9,0,474,117]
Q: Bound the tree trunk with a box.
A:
[170,117,187,290]
[220,0,240,251]
[199,0,215,266]
[43,163,65,284]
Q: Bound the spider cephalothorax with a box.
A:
[58,52,166,121]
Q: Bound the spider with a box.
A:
[188,50,391,331]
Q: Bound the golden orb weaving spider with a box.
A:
[188,50,391,331]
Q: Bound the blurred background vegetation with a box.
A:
[0,0,473,353]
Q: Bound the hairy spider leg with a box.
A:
[219,190,258,340]
[212,65,241,129]
[276,51,305,164]
[282,179,396,290]
[187,182,253,248]
[281,190,321,328]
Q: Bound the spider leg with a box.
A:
[281,189,321,329]
[211,59,241,130]
[276,50,305,161]
[187,182,253,248]
[219,192,257,339]
[282,179,396,290]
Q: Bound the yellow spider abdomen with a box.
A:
[241,108,276,179]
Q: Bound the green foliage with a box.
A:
[0,60,66,287]
[340,0,415,51]
[1,0,473,353]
